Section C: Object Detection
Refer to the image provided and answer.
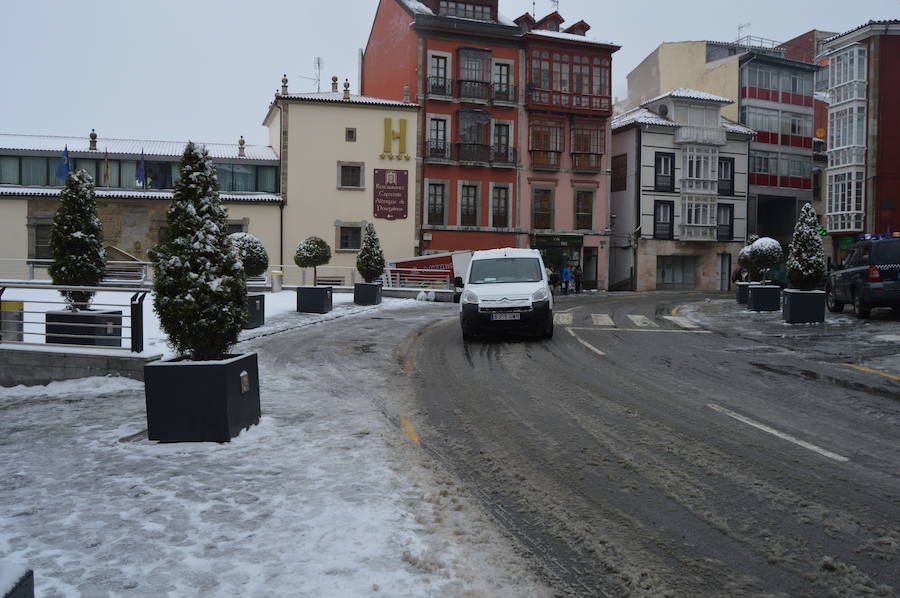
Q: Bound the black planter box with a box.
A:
[46,309,123,347]
[144,353,261,443]
[0,561,34,598]
[353,282,382,306]
[782,289,826,324]
[735,282,751,304]
[747,285,781,312]
[244,294,265,329]
[296,286,332,313]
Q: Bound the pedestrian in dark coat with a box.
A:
[573,265,583,293]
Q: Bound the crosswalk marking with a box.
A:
[626,314,658,328]
[662,315,699,329]
[554,313,573,325]
[591,313,614,326]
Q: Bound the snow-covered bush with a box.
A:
[356,223,386,284]
[737,234,761,282]
[150,142,247,360]
[49,169,106,310]
[228,232,269,278]
[294,236,331,286]
[786,203,826,290]
[748,237,783,283]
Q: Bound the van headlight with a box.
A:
[531,288,549,302]
[461,289,479,304]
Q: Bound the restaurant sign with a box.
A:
[374,169,408,220]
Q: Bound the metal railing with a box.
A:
[530,149,562,169]
[0,258,151,284]
[0,283,148,352]
[491,83,517,103]
[458,79,491,102]
[425,76,454,97]
[456,142,491,164]
[425,139,453,161]
[491,145,516,165]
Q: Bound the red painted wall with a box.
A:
[875,35,900,234]
[424,230,517,252]
[362,0,420,100]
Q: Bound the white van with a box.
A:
[456,248,553,340]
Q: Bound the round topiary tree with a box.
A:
[356,223,386,284]
[749,237,783,283]
[786,203,826,291]
[150,142,247,360]
[737,235,761,282]
[228,232,269,278]
[294,236,331,286]
[48,169,107,310]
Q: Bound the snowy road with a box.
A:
[0,299,552,597]
[404,292,900,597]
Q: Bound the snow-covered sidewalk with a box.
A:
[0,295,552,597]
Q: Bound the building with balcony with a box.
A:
[623,38,816,248]
[819,20,900,261]
[609,89,755,291]
[361,0,618,288]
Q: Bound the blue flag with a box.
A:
[55,145,70,180]
[136,149,146,186]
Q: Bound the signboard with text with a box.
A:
[373,169,408,220]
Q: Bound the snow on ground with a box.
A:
[0,294,553,597]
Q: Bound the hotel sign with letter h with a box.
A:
[381,118,411,161]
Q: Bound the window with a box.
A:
[493,62,512,101]
[532,188,553,229]
[226,222,245,235]
[780,154,811,179]
[74,159,97,181]
[22,157,48,186]
[682,146,718,192]
[258,166,277,193]
[740,106,779,134]
[530,119,563,168]
[575,190,593,230]
[345,128,357,142]
[681,196,716,240]
[33,223,52,259]
[458,48,491,101]
[460,184,478,226]
[493,123,510,149]
[143,161,174,189]
[339,226,362,250]
[653,201,674,239]
[718,157,734,196]
[0,156,19,184]
[430,55,447,80]
[654,153,675,192]
[439,1,491,20]
[531,50,551,90]
[338,163,364,188]
[749,150,777,175]
[611,154,627,192]
[491,186,509,228]
[427,183,446,225]
[99,160,120,187]
[458,110,491,162]
[717,204,734,240]
[232,164,255,192]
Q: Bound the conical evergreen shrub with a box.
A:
[49,169,106,310]
[786,203,826,291]
[294,237,331,286]
[150,142,247,360]
[356,223,386,284]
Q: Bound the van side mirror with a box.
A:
[454,276,464,288]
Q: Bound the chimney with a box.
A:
[331,76,339,92]
[89,129,97,151]
[281,74,288,95]
[343,79,351,100]
[402,84,410,103]
[238,136,245,157]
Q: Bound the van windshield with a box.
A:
[468,258,543,284]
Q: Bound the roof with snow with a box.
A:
[525,29,619,48]
[822,19,900,45]
[642,88,734,106]
[276,91,419,108]
[0,133,277,161]
[611,107,677,130]
[397,0,516,27]
[719,116,756,136]
[0,186,283,204]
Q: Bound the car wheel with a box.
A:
[541,315,554,339]
[853,291,870,319]
[825,287,844,313]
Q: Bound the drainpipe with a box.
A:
[633,125,642,291]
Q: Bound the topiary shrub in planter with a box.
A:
[294,236,333,313]
[229,232,269,329]
[783,203,827,323]
[144,142,258,443]
[747,237,783,311]
[354,223,385,305]
[44,170,122,346]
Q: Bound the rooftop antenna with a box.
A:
[737,22,750,41]
[295,56,324,92]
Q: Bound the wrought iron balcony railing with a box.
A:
[425,76,453,97]
[530,149,561,170]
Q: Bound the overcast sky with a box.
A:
[1,0,896,148]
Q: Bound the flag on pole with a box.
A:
[55,145,70,180]
[136,149,145,187]
[103,148,109,185]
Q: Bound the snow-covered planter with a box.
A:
[783,204,827,323]
[735,282,752,304]
[748,285,781,311]
[0,559,33,598]
[145,142,259,443]
[354,223,385,305]
[748,237,783,283]
[295,236,333,313]
[228,232,269,329]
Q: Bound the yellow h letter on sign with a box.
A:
[383,118,407,159]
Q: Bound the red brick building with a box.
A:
[362,0,618,288]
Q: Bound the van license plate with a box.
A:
[491,313,520,321]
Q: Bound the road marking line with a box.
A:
[555,307,577,313]
[627,314,658,327]
[566,327,606,357]
[662,315,699,329]
[554,313,573,325]
[591,313,614,326]
[842,363,900,382]
[706,403,849,463]
[399,417,421,446]
[568,327,712,334]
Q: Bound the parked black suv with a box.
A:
[826,237,900,318]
